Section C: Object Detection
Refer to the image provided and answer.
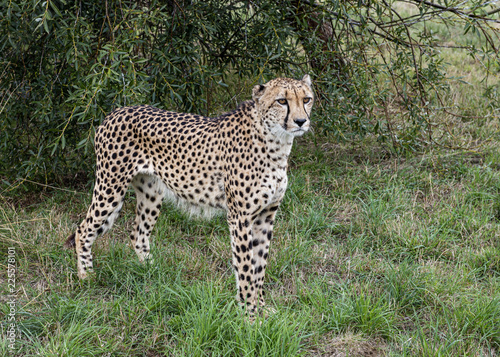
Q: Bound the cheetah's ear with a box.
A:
[252,84,266,102]
[302,74,312,87]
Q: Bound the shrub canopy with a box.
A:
[1,0,499,186]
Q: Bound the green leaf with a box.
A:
[43,19,49,33]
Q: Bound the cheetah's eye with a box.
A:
[303,97,312,104]
[277,99,287,105]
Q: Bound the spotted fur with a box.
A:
[65,75,314,316]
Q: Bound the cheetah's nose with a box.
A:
[294,118,307,127]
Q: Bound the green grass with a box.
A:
[1,132,500,356]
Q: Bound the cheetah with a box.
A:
[65,75,314,316]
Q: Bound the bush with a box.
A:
[0,0,498,186]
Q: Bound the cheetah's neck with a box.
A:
[249,104,294,170]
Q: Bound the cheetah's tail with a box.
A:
[64,233,76,249]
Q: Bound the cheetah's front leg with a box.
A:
[251,205,278,311]
[227,212,261,316]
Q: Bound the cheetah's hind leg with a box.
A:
[67,179,127,279]
[130,174,167,263]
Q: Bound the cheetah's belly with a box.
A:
[159,171,228,219]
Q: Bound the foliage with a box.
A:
[0,0,499,185]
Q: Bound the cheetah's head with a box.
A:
[253,75,314,140]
